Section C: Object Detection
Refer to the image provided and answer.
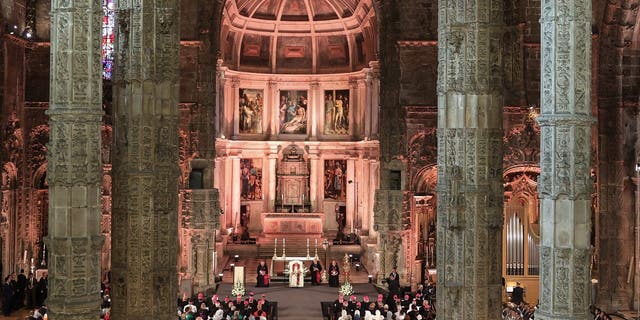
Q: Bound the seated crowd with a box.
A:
[178,291,272,320]
[330,284,436,320]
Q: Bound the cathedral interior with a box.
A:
[0,0,638,319]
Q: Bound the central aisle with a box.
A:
[216,283,380,319]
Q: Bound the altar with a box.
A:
[269,256,317,278]
[262,213,324,236]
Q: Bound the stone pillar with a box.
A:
[231,157,241,231]
[347,159,356,233]
[46,0,103,318]
[309,81,319,140]
[436,0,505,316]
[216,63,227,138]
[597,106,630,310]
[268,154,278,212]
[349,79,360,139]
[367,61,380,140]
[268,80,278,139]
[361,159,371,235]
[369,160,380,240]
[309,151,319,211]
[189,189,221,291]
[536,0,593,315]
[231,77,240,139]
[111,1,180,319]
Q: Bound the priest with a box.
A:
[256,260,269,287]
[310,258,323,285]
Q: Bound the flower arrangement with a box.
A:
[339,281,354,296]
[231,282,245,297]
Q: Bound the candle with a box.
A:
[23,250,27,264]
[315,238,318,248]
[275,238,278,246]
[283,238,285,246]
[307,238,309,247]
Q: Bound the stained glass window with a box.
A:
[102,0,115,79]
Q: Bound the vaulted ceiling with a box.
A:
[221,0,378,74]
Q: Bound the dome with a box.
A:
[221,0,378,74]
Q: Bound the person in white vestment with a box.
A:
[288,261,305,288]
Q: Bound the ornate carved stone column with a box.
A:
[536,0,593,316]
[596,106,629,310]
[436,0,505,316]
[111,1,180,319]
[187,189,221,291]
[46,0,103,318]
[373,190,404,282]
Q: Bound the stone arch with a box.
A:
[32,162,47,189]
[412,165,437,196]
[504,167,540,225]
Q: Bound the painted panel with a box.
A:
[323,89,349,135]
[324,160,346,200]
[279,90,308,134]
[239,88,264,134]
[240,158,263,200]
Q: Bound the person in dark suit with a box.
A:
[256,260,268,287]
[16,269,27,308]
[3,275,14,316]
[511,282,524,305]
[309,258,322,285]
[328,260,340,287]
[388,267,400,294]
[37,272,48,306]
[26,272,37,307]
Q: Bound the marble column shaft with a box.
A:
[111,1,180,319]
[436,0,505,317]
[46,1,104,319]
[537,0,593,316]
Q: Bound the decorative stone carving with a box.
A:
[436,0,505,317]
[111,1,180,319]
[536,0,593,316]
[46,0,104,318]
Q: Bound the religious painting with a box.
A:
[279,90,308,134]
[324,160,346,200]
[323,90,349,135]
[239,88,264,134]
[240,159,263,200]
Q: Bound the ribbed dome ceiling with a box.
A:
[221,0,377,74]
[234,0,362,21]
